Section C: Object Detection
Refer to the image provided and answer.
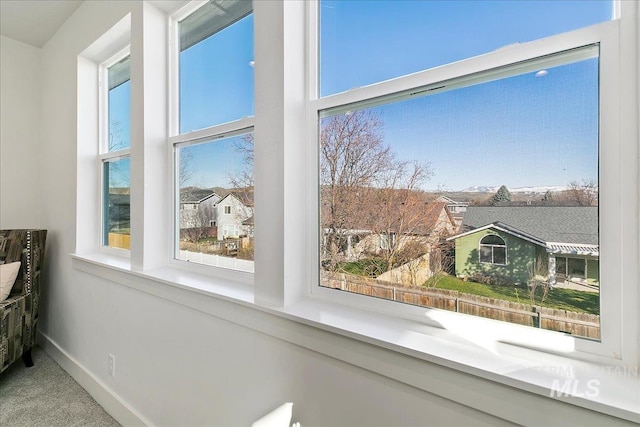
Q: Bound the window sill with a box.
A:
[71,252,254,304]
[70,253,639,424]
[281,297,639,423]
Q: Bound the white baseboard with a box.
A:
[37,331,151,427]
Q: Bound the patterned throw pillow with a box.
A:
[0,261,21,302]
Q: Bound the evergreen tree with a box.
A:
[491,185,511,205]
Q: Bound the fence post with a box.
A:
[454,297,459,313]
[537,309,542,328]
[532,306,541,328]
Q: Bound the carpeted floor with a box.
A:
[0,346,120,427]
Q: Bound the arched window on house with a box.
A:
[479,235,506,265]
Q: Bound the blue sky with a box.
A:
[347,57,599,190]
[320,0,611,96]
[180,135,249,189]
[110,1,611,192]
[319,0,609,191]
[108,80,130,151]
[108,80,131,188]
[180,14,254,133]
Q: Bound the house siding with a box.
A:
[587,258,599,284]
[216,195,253,241]
[454,228,540,285]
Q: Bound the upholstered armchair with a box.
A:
[0,229,47,373]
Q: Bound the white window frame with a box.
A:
[71,1,638,421]
[479,235,507,266]
[305,1,630,364]
[168,1,255,281]
[99,46,131,256]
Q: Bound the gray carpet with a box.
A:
[0,346,120,427]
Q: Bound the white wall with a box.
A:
[0,1,635,426]
[0,36,41,228]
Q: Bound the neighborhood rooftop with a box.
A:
[179,187,218,204]
[462,206,598,245]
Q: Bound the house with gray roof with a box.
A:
[179,187,253,241]
[447,207,599,288]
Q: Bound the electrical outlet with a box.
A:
[108,353,116,376]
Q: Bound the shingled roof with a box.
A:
[179,188,218,204]
[462,206,598,245]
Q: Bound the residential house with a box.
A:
[179,187,253,241]
[436,195,469,215]
[436,195,469,230]
[215,192,254,240]
[324,199,457,261]
[179,187,221,229]
[447,207,599,287]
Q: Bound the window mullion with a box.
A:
[99,148,131,162]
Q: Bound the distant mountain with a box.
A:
[459,185,499,193]
[509,185,571,194]
[459,185,570,193]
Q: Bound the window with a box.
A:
[172,0,255,271]
[101,53,131,250]
[176,133,254,270]
[319,0,612,96]
[71,2,638,409]
[479,235,507,265]
[316,1,614,341]
[178,0,254,132]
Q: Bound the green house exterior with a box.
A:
[454,228,547,285]
[451,207,600,288]
[554,255,600,286]
[587,259,599,284]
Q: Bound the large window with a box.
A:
[176,133,254,271]
[317,1,610,340]
[479,235,507,265]
[101,53,131,250]
[73,1,638,411]
[173,0,254,271]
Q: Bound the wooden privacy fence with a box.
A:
[108,232,130,250]
[322,273,600,339]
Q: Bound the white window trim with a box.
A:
[72,2,639,422]
[73,18,132,259]
[100,48,132,255]
[479,234,508,265]
[305,2,633,365]
[168,1,255,282]
[70,251,640,424]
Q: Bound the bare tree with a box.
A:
[424,238,456,288]
[394,239,430,286]
[106,120,130,189]
[179,149,194,188]
[228,134,254,189]
[320,110,435,277]
[181,202,216,249]
[108,119,126,152]
[364,160,432,271]
[568,178,598,206]
[320,110,395,270]
[528,255,550,307]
